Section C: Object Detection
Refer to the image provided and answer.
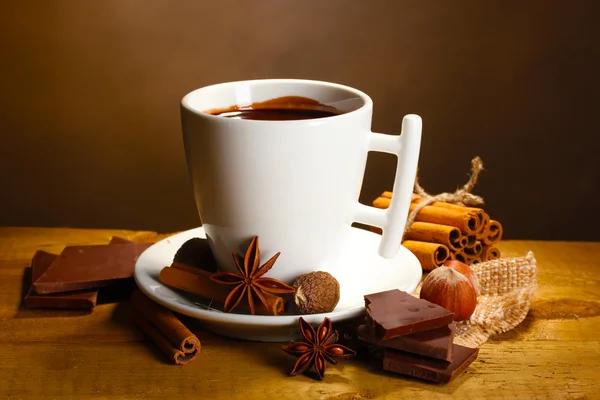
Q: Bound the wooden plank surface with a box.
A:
[1,227,599,399]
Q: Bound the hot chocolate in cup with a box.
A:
[181,79,421,283]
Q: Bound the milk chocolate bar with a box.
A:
[364,289,454,340]
[358,323,455,361]
[25,251,98,309]
[383,344,479,383]
[32,242,151,294]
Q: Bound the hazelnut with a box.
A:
[420,266,477,321]
[444,260,480,295]
[293,271,340,314]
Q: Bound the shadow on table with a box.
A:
[109,297,136,329]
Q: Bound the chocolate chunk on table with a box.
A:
[364,289,454,340]
[25,250,98,309]
[358,323,455,361]
[32,242,151,294]
[383,344,479,383]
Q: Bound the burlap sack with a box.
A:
[415,251,537,348]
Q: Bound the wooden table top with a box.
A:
[1,227,599,399]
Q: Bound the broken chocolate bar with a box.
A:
[25,250,98,309]
[358,323,455,361]
[383,344,479,383]
[32,242,151,294]
[364,289,454,340]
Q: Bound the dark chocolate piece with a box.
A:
[25,250,98,309]
[32,243,151,294]
[364,290,454,340]
[358,323,455,361]
[30,250,58,283]
[383,344,479,383]
[173,237,218,273]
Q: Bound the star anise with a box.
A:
[209,236,295,315]
[282,317,356,380]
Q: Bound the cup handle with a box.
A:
[353,114,422,258]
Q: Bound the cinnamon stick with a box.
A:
[372,196,392,209]
[386,192,485,229]
[373,196,479,234]
[171,261,218,277]
[483,220,504,245]
[163,263,231,298]
[465,235,477,247]
[131,290,200,365]
[402,240,449,271]
[411,195,486,231]
[404,222,464,251]
[159,265,285,315]
[464,241,483,257]
[468,256,483,264]
[383,191,419,203]
[450,250,467,263]
[476,212,490,238]
[408,202,479,235]
[482,245,501,260]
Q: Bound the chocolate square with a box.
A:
[32,241,150,295]
[358,323,455,361]
[364,289,454,340]
[25,250,98,309]
[383,344,479,383]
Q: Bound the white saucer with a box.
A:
[134,227,422,342]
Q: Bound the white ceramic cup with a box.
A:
[181,79,421,282]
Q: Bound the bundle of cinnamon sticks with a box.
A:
[372,192,503,271]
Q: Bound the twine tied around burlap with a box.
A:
[407,156,538,348]
[404,156,485,239]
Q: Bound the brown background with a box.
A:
[1,1,599,240]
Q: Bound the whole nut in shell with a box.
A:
[293,271,340,314]
[443,260,480,295]
[420,266,477,321]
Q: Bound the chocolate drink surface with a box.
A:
[206,96,342,120]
